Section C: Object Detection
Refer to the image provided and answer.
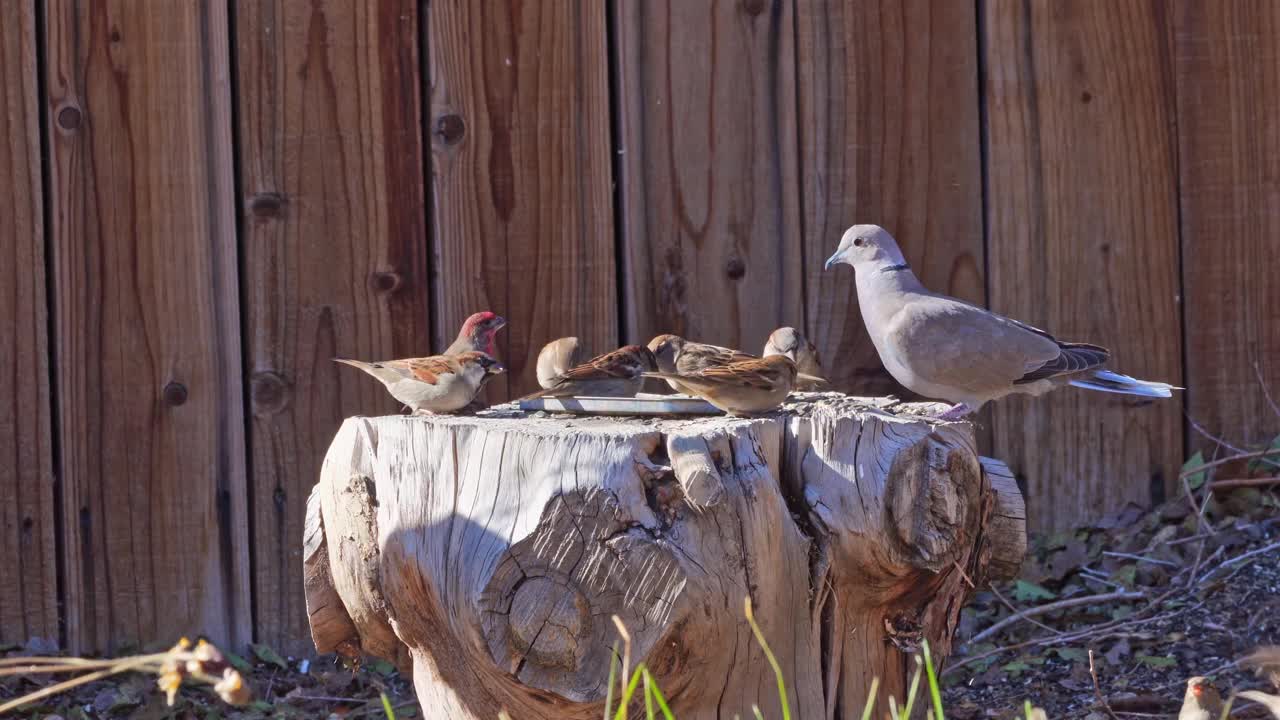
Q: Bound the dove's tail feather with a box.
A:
[1069,369,1180,398]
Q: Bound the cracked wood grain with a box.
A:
[307,396,1024,717]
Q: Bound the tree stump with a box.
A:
[305,394,1025,719]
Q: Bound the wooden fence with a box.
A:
[1,0,1277,656]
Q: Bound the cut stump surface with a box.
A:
[305,394,1025,719]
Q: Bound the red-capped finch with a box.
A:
[445,311,507,356]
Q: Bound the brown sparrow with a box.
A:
[444,311,507,356]
[334,351,505,414]
[536,337,585,389]
[763,326,827,390]
[521,345,657,400]
[647,334,757,395]
[645,355,801,416]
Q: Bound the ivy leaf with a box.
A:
[1003,661,1031,676]
[1110,564,1138,588]
[1182,451,1208,490]
[1137,654,1177,668]
[225,650,253,673]
[1248,435,1280,474]
[1053,647,1089,663]
[1012,580,1056,602]
[251,643,289,669]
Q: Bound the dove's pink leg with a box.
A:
[935,403,973,421]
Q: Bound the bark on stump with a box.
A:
[304,394,1026,719]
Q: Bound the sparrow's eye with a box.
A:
[853,237,865,247]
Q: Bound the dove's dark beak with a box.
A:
[824,251,842,270]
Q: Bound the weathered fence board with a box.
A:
[0,0,58,645]
[45,0,250,652]
[796,0,985,400]
[1175,2,1280,450]
[983,0,1184,530]
[235,0,430,654]
[614,0,803,354]
[428,0,617,399]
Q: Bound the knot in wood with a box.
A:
[508,577,589,670]
[434,114,466,145]
[162,381,188,407]
[248,192,284,218]
[56,105,82,131]
[368,271,403,294]
[251,371,290,415]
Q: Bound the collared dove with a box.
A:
[824,225,1177,420]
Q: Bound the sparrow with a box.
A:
[644,355,801,416]
[647,334,757,396]
[763,327,827,390]
[521,345,657,400]
[334,351,505,414]
[444,311,507,356]
[1178,677,1224,720]
[536,337,585,390]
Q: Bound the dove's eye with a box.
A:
[853,237,865,247]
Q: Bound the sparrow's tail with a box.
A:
[642,371,686,381]
[796,373,828,388]
[333,357,399,385]
[518,387,558,402]
[332,357,376,371]
[1068,369,1179,398]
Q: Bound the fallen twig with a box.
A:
[1180,448,1280,478]
[1102,552,1178,567]
[1088,649,1122,720]
[948,595,1200,676]
[1255,359,1280,421]
[1199,540,1280,584]
[968,590,1145,645]
[1209,477,1280,491]
[1183,475,1215,535]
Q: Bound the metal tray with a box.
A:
[517,393,721,416]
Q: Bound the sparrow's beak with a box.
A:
[494,316,508,329]
[488,362,506,375]
[824,251,842,270]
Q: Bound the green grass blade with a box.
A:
[380,693,397,720]
[859,677,880,720]
[922,640,945,720]
[605,641,620,720]
[751,706,765,720]
[613,666,645,720]
[899,659,922,720]
[643,668,655,720]
[744,596,792,720]
[641,667,675,720]
[1024,700,1033,720]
